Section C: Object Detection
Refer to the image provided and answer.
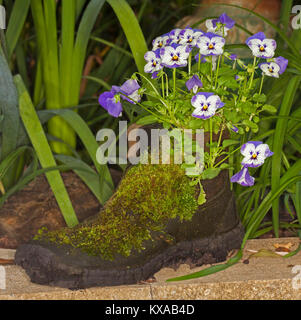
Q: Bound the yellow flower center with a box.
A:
[208,44,214,49]
[269,68,273,73]
[202,105,208,111]
[252,153,257,159]
[153,61,157,67]
[260,46,265,52]
[158,42,163,47]
[172,55,179,61]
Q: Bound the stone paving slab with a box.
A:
[0,237,301,300]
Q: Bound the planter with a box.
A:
[15,155,244,288]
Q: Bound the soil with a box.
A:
[0,169,122,249]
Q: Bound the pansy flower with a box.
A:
[186,75,203,93]
[99,90,123,118]
[259,56,288,78]
[191,92,224,120]
[206,13,235,36]
[230,167,255,187]
[196,33,225,56]
[160,43,190,68]
[168,28,182,45]
[179,28,203,47]
[119,79,141,104]
[144,49,163,78]
[111,79,141,105]
[231,125,239,133]
[246,32,276,59]
[241,141,273,168]
[152,34,170,51]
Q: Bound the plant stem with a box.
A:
[217,123,225,149]
[210,56,213,87]
[214,146,241,168]
[256,74,265,108]
[248,57,257,89]
[198,53,201,73]
[165,73,169,96]
[161,75,165,98]
[188,53,191,76]
[214,55,221,89]
[259,74,264,95]
[173,68,176,95]
[209,118,213,167]
[0,180,5,195]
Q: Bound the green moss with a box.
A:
[35,164,198,260]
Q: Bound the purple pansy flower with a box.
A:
[229,54,237,60]
[191,92,224,120]
[113,79,141,105]
[168,28,183,45]
[144,49,163,75]
[246,32,276,59]
[241,141,274,168]
[231,126,239,133]
[152,34,170,51]
[179,27,203,47]
[196,32,225,56]
[99,91,123,118]
[160,43,190,68]
[230,167,255,187]
[186,75,203,93]
[259,56,288,78]
[206,13,235,36]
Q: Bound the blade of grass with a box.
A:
[55,154,106,203]
[107,0,149,75]
[41,108,114,203]
[5,0,31,59]
[271,76,301,237]
[71,0,105,104]
[15,75,79,227]
[90,36,133,58]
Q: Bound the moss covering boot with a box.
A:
[15,161,244,289]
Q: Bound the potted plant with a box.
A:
[16,13,288,289]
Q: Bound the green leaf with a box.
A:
[238,101,253,113]
[136,115,158,126]
[55,155,106,204]
[0,49,20,161]
[262,104,277,114]
[41,108,114,203]
[222,139,240,148]
[15,75,79,228]
[197,182,206,205]
[242,120,259,133]
[252,93,267,103]
[0,146,34,181]
[107,0,148,76]
[202,168,221,180]
[5,0,31,58]
[271,76,301,237]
